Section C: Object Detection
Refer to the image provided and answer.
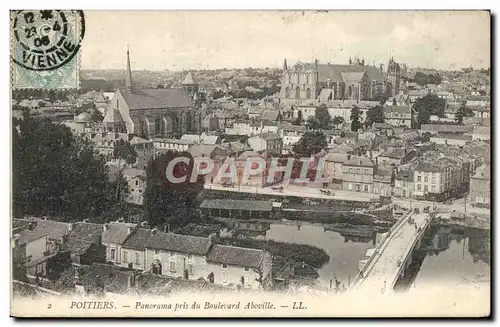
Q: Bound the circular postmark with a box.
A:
[11,10,85,71]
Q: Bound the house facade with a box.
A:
[342,156,375,193]
[206,245,272,289]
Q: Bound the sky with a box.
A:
[80,11,491,71]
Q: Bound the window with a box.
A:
[356,168,360,173]
[244,267,249,272]
[349,168,353,173]
[135,253,140,265]
[432,176,436,183]
[135,180,139,186]
[155,250,160,255]
[187,254,193,260]
[110,249,116,260]
[116,99,119,108]
[431,185,436,192]
[417,184,422,191]
[169,261,176,272]
[417,175,422,182]
[348,183,352,191]
[424,185,428,192]
[123,251,128,263]
[187,263,194,275]
[363,185,369,192]
[221,272,228,283]
[364,169,369,173]
[424,176,428,182]
[222,264,228,270]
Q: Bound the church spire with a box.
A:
[126,46,133,90]
[283,58,288,70]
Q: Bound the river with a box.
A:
[263,222,490,290]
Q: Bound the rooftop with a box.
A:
[144,232,212,255]
[207,244,264,268]
[200,199,274,212]
[102,222,137,245]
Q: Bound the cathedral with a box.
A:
[102,49,201,139]
[279,58,388,106]
[384,57,407,97]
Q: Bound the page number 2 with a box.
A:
[47,304,52,309]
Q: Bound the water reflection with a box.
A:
[261,222,490,290]
[262,222,378,287]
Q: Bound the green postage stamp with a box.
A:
[10,10,85,89]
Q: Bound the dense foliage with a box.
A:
[350,106,363,131]
[12,112,117,221]
[414,94,446,126]
[143,151,204,229]
[365,105,384,127]
[293,131,327,157]
[412,71,442,86]
[306,104,332,130]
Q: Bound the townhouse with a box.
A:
[102,221,138,265]
[342,156,375,193]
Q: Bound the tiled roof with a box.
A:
[16,230,46,246]
[78,263,134,294]
[68,223,104,242]
[65,238,94,255]
[207,245,264,268]
[421,124,474,134]
[119,89,194,110]
[345,156,374,167]
[15,218,70,242]
[182,72,196,85]
[122,228,153,250]
[200,199,274,212]
[102,222,137,245]
[379,147,406,159]
[144,232,212,255]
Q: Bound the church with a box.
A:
[279,58,388,106]
[103,49,201,139]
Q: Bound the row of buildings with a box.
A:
[12,218,273,293]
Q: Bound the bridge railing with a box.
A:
[350,208,415,287]
[389,212,435,289]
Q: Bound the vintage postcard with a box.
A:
[10,10,491,318]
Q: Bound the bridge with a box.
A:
[351,209,435,293]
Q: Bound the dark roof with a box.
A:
[379,148,406,159]
[102,222,137,245]
[421,124,474,134]
[122,228,153,250]
[415,162,441,173]
[68,222,104,242]
[396,169,413,181]
[345,156,374,167]
[120,88,194,110]
[199,199,274,212]
[144,232,212,255]
[78,263,134,294]
[207,245,264,268]
[65,238,94,255]
[299,62,384,83]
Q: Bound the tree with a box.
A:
[113,141,137,165]
[350,106,362,132]
[365,105,384,127]
[307,105,332,130]
[332,116,344,129]
[292,110,303,126]
[91,109,104,122]
[143,151,204,229]
[12,112,114,221]
[413,94,446,127]
[292,131,327,157]
[455,105,475,125]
